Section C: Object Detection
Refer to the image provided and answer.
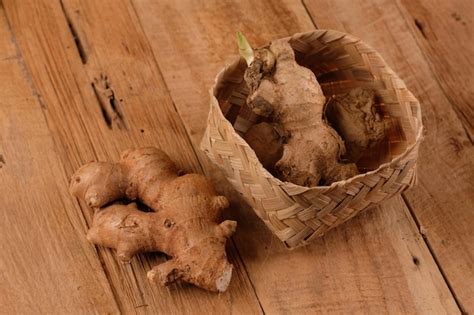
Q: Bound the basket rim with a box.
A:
[202,29,424,193]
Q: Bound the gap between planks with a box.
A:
[3,0,465,312]
[128,2,266,311]
[2,5,127,312]
[57,0,260,311]
[1,3,126,314]
[3,0,264,312]
[302,0,473,312]
[402,194,466,314]
[299,1,463,311]
[129,0,460,314]
[0,4,121,313]
[299,1,462,310]
[384,1,471,310]
[393,0,473,144]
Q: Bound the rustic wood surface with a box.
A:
[0,0,471,314]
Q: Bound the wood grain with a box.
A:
[398,0,474,140]
[1,0,470,312]
[303,0,474,312]
[3,0,261,313]
[132,0,460,313]
[0,5,119,314]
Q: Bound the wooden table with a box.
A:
[1,0,472,313]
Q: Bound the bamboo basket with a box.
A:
[200,30,423,249]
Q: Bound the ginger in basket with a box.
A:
[238,33,356,186]
[238,33,386,186]
[325,88,386,162]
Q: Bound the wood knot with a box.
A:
[164,218,175,229]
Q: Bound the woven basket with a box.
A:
[201,30,423,249]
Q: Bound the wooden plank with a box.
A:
[0,5,119,314]
[303,0,474,312]
[397,0,474,140]
[3,0,262,313]
[236,196,460,314]
[132,0,460,313]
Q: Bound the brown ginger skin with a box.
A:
[244,40,358,186]
[326,88,386,162]
[243,122,284,172]
[70,147,236,292]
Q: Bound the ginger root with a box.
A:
[326,88,386,162]
[243,122,285,172]
[243,39,358,186]
[70,147,236,292]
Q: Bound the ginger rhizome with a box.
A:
[243,38,359,186]
[70,147,236,292]
[243,122,285,172]
[326,88,386,162]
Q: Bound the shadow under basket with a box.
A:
[200,30,423,249]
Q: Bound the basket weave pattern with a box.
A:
[201,30,423,248]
